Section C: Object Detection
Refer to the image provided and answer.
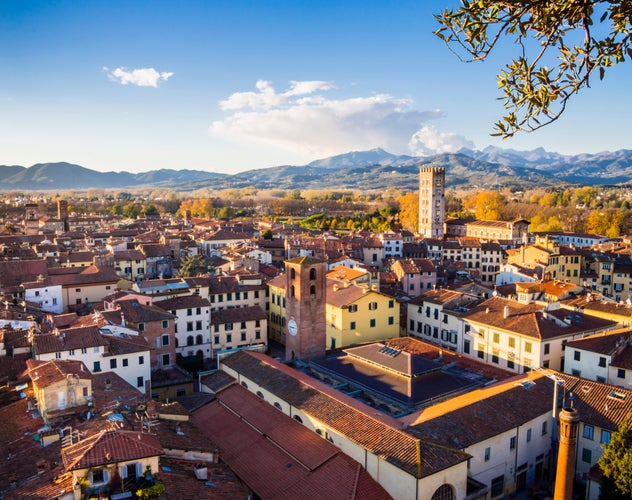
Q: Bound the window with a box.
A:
[93,361,101,372]
[581,448,592,463]
[162,320,169,329]
[544,343,550,355]
[370,319,376,328]
[601,430,612,444]
[477,345,484,359]
[583,424,594,440]
[226,333,232,343]
[491,475,504,498]
[196,320,202,330]
[599,357,607,367]
[187,308,192,316]
[162,354,170,366]
[618,368,626,379]
[137,376,144,388]
[91,468,106,484]
[464,340,470,354]
[388,299,394,308]
[524,342,532,354]
[574,350,581,361]
[138,323,145,332]
[492,350,499,364]
[214,335,220,345]
[526,428,532,442]
[187,322,194,332]
[122,358,128,367]
[369,302,378,310]
[493,332,499,343]
[507,359,515,369]
[110,359,117,369]
[68,349,75,356]
[225,323,233,331]
[508,337,515,348]
[348,304,358,312]
[55,352,61,359]
[255,331,261,339]
[484,447,491,461]
[350,321,356,330]
[510,436,516,450]
[161,334,170,346]
[542,421,548,435]
[139,355,144,365]
[241,332,246,341]
[388,316,394,325]
[196,334,203,345]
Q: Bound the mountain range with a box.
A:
[1,147,632,192]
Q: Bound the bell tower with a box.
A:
[284,256,326,361]
[418,167,445,239]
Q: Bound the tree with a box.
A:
[598,415,632,499]
[177,254,212,278]
[463,191,506,220]
[398,193,419,232]
[435,1,632,138]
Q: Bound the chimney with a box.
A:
[503,305,510,319]
[554,407,580,500]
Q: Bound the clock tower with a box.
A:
[284,256,326,361]
[418,167,445,239]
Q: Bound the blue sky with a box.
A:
[1,1,631,175]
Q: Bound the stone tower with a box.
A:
[554,407,580,500]
[24,203,40,236]
[57,200,69,232]
[284,256,327,361]
[418,167,445,239]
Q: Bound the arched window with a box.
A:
[310,285,316,297]
[309,268,316,280]
[256,391,264,399]
[293,415,303,424]
[186,336,194,346]
[431,484,455,500]
[196,334,203,345]
[290,268,296,280]
[196,349,203,359]
[241,381,248,389]
[290,285,295,298]
[273,402,282,411]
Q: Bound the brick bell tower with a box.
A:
[284,256,327,361]
[554,406,580,500]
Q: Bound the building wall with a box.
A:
[325,290,399,350]
[24,284,63,314]
[63,282,117,312]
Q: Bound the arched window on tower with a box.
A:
[290,268,296,280]
[310,285,316,297]
[309,268,316,280]
[290,285,295,298]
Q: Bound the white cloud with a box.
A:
[212,80,466,159]
[105,67,174,87]
[409,125,475,155]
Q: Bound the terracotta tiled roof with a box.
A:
[153,294,210,311]
[406,371,554,447]
[62,429,163,470]
[192,383,391,499]
[221,351,469,478]
[210,305,266,325]
[464,296,617,340]
[565,328,632,356]
[26,358,92,387]
[117,300,175,323]
[33,326,107,355]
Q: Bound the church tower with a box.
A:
[554,407,580,500]
[284,256,327,361]
[418,167,445,239]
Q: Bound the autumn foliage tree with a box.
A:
[462,191,507,220]
[397,193,419,232]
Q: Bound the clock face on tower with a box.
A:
[287,318,298,336]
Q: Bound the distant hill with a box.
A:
[2,147,632,192]
[0,162,226,190]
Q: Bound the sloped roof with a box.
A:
[191,383,391,499]
[221,351,469,478]
[62,430,163,471]
[33,326,107,354]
